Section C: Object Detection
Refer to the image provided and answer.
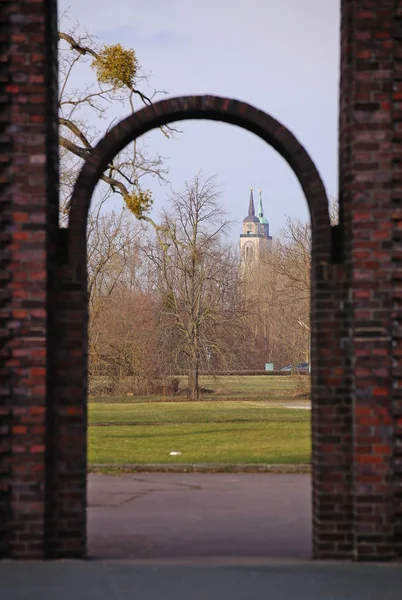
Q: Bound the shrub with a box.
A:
[292,374,311,400]
[169,377,180,394]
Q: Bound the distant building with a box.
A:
[240,188,272,269]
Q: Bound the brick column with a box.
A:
[340,0,397,560]
[392,0,402,560]
[0,0,13,559]
[312,262,354,559]
[46,250,88,558]
[0,0,58,558]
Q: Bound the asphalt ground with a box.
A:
[88,472,311,559]
[3,474,402,599]
[2,560,402,600]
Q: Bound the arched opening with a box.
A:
[244,243,255,261]
[49,95,336,559]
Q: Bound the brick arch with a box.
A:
[68,95,331,266]
[52,95,340,559]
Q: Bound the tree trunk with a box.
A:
[187,363,200,400]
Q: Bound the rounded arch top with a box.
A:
[67,95,331,266]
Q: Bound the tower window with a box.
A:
[245,244,254,260]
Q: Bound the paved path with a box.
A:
[2,561,402,600]
[88,473,311,559]
[3,475,402,599]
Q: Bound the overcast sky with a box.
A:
[59,0,340,237]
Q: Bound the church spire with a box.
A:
[248,188,255,217]
[258,189,264,219]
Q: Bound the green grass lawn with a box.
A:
[89,401,308,425]
[88,401,311,465]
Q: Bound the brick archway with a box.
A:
[51,94,339,559]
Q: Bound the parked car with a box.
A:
[280,362,310,374]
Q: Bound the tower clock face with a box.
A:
[247,224,253,233]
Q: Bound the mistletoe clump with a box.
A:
[124,189,153,218]
[93,43,138,88]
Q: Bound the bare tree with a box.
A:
[89,286,159,389]
[86,198,154,379]
[57,17,179,386]
[87,198,146,306]
[274,216,311,341]
[58,16,174,224]
[146,173,249,400]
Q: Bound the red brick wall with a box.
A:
[311,261,354,559]
[0,0,13,558]
[339,0,399,561]
[0,0,59,558]
[46,251,88,558]
[391,0,402,559]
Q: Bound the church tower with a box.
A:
[240,188,272,268]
